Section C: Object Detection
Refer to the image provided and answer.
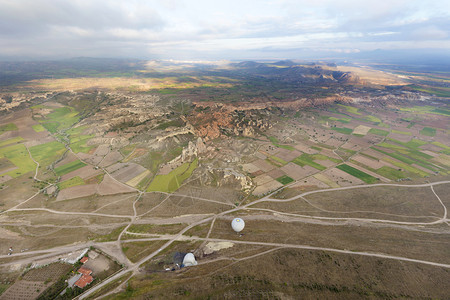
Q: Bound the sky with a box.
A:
[0,0,449,61]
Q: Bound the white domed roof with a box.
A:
[182,253,197,266]
[231,218,245,233]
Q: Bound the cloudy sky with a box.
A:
[0,0,449,60]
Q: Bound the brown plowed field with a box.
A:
[97,174,135,195]
[56,184,98,201]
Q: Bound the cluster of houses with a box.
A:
[67,257,94,289]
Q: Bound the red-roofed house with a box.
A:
[74,274,93,289]
[80,256,89,264]
[78,267,92,276]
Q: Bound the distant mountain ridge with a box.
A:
[231,60,360,84]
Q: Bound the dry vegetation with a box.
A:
[0,60,449,299]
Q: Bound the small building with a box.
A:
[73,266,94,289]
[78,267,92,276]
[80,257,89,264]
[74,274,93,289]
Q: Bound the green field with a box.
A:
[420,127,436,137]
[39,106,80,133]
[401,138,428,149]
[373,140,440,173]
[330,127,353,135]
[374,166,410,180]
[267,136,295,151]
[147,158,198,193]
[368,128,389,136]
[267,155,288,166]
[66,126,94,153]
[309,154,341,163]
[432,142,450,151]
[0,136,24,148]
[58,176,85,189]
[0,144,36,177]
[42,122,59,133]
[383,158,429,177]
[391,130,412,135]
[32,124,46,132]
[292,154,326,171]
[399,105,450,116]
[54,160,86,176]
[409,86,450,98]
[373,147,415,165]
[336,164,378,184]
[337,104,361,115]
[29,141,66,166]
[0,123,18,134]
[376,142,407,151]
[276,175,294,185]
[329,116,351,123]
[364,115,381,123]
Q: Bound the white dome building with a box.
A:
[231,218,245,233]
[182,253,197,267]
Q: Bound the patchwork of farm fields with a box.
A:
[1,61,450,300]
[0,100,448,201]
[238,102,449,194]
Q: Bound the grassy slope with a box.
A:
[147,158,198,193]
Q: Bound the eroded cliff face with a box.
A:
[187,107,274,141]
[188,95,352,140]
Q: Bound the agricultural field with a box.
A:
[276,175,294,185]
[54,160,86,176]
[147,158,198,193]
[0,61,449,299]
[420,126,436,136]
[66,126,94,153]
[58,176,85,190]
[29,141,66,166]
[368,128,390,136]
[336,164,379,184]
[0,144,36,177]
[0,123,18,134]
[36,106,80,133]
[0,136,24,148]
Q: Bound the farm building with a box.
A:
[74,267,94,289]
[77,267,92,276]
[74,274,93,289]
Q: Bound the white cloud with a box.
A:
[411,26,448,40]
[0,0,448,59]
